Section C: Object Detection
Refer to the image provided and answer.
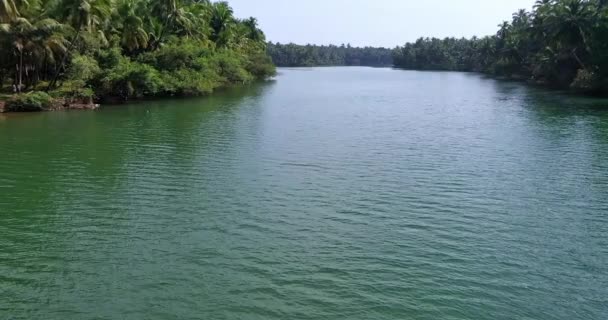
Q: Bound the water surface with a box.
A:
[1,67,607,319]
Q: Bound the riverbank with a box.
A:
[0,0,276,115]
[392,2,608,96]
[389,67,608,97]
[0,92,99,113]
[0,78,274,113]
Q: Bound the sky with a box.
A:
[227,0,537,48]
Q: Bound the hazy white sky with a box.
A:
[227,0,536,47]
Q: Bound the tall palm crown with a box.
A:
[59,0,112,31]
[210,1,234,46]
[116,0,148,51]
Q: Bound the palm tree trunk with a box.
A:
[577,25,592,56]
[42,52,48,82]
[47,29,81,91]
[33,66,39,90]
[572,48,586,69]
[18,50,23,93]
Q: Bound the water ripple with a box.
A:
[1,68,607,319]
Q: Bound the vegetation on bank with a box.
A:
[267,0,608,95]
[267,43,393,67]
[393,0,608,94]
[0,0,276,111]
[2,0,606,113]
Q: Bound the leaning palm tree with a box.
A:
[48,0,112,89]
[544,0,594,67]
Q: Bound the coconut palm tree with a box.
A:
[151,0,178,21]
[116,0,148,52]
[59,0,112,31]
[210,1,234,46]
[149,0,207,41]
[48,0,111,89]
[145,18,165,50]
[180,1,212,39]
[1,16,66,91]
[544,0,594,68]
[241,17,264,42]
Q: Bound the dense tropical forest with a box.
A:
[0,0,275,111]
[2,0,607,112]
[267,43,393,67]
[393,0,608,94]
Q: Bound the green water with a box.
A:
[1,67,607,319]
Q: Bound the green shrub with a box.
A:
[137,38,213,71]
[52,55,102,102]
[96,46,124,70]
[246,52,277,79]
[130,38,266,96]
[96,57,163,99]
[46,35,274,101]
[6,92,54,112]
[160,68,221,95]
[210,51,253,84]
[68,55,102,83]
[52,85,95,102]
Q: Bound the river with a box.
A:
[1,67,607,319]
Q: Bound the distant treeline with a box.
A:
[268,0,607,95]
[393,0,608,94]
[267,43,393,67]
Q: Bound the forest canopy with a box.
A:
[393,0,608,94]
[2,0,607,111]
[268,0,608,95]
[0,0,276,109]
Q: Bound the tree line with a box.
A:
[393,0,608,94]
[267,0,608,95]
[0,0,275,110]
[2,0,606,110]
[267,43,393,67]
